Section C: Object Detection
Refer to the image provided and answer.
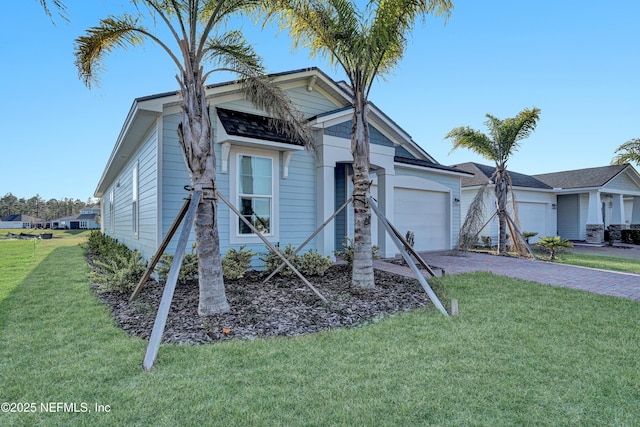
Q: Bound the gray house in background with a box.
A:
[533,164,640,243]
[456,163,640,245]
[51,207,100,230]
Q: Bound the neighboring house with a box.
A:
[533,164,640,243]
[455,162,640,245]
[51,207,100,230]
[94,67,471,263]
[0,214,46,229]
[454,162,557,244]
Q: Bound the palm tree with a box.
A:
[446,107,541,254]
[612,138,640,167]
[75,0,313,315]
[264,0,454,288]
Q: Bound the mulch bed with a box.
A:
[91,265,438,345]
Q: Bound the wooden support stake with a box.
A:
[263,197,353,284]
[451,299,459,316]
[143,190,201,372]
[505,211,537,259]
[217,192,327,303]
[130,195,192,302]
[368,197,448,316]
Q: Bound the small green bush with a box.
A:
[222,245,255,279]
[261,243,299,277]
[155,243,199,284]
[92,250,147,293]
[334,237,380,267]
[480,236,492,248]
[537,236,573,260]
[299,249,332,276]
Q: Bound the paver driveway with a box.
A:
[375,250,640,301]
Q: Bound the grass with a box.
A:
[553,252,640,274]
[1,233,639,425]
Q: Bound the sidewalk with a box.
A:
[374,251,640,302]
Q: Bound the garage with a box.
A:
[515,202,547,243]
[394,187,449,251]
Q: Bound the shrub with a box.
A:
[537,236,573,260]
[92,249,147,293]
[261,243,299,277]
[621,229,640,244]
[334,237,380,267]
[222,245,255,279]
[523,231,538,244]
[405,231,415,248]
[480,235,492,248]
[299,249,332,276]
[155,243,199,284]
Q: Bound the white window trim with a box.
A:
[109,190,115,233]
[229,146,279,244]
[132,160,139,239]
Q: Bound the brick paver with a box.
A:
[374,251,640,301]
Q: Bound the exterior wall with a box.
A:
[160,97,322,267]
[102,125,158,260]
[604,172,640,193]
[0,221,25,229]
[461,187,556,245]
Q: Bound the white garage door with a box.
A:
[394,188,449,251]
[515,202,546,243]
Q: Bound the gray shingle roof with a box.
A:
[395,156,474,174]
[453,162,553,189]
[532,165,629,189]
[217,108,304,146]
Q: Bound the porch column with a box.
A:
[376,169,395,258]
[586,190,604,243]
[631,196,640,228]
[609,194,627,242]
[316,164,335,259]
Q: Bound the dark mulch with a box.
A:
[91,265,438,345]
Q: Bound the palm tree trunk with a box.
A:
[351,94,374,288]
[178,67,230,315]
[495,166,508,254]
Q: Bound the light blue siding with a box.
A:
[103,126,158,260]
[605,172,640,193]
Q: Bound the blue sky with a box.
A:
[1,0,638,201]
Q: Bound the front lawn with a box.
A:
[553,252,640,274]
[1,235,639,426]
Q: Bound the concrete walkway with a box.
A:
[374,250,640,302]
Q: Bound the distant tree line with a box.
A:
[0,193,97,220]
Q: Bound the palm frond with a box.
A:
[202,30,264,78]
[445,126,497,161]
[74,15,147,88]
[611,138,640,166]
[39,0,68,23]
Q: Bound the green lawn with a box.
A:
[553,252,640,274]
[1,234,639,426]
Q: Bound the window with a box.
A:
[238,155,272,234]
[230,148,279,243]
[132,161,139,238]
